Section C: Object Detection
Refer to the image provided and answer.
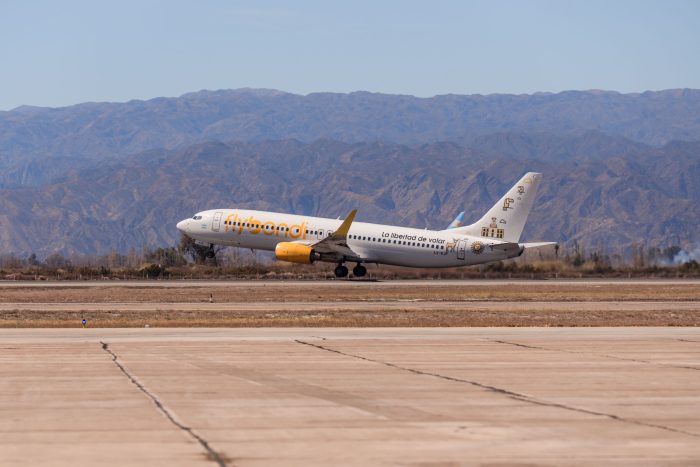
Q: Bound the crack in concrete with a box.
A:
[295,339,700,439]
[492,339,700,371]
[100,342,229,467]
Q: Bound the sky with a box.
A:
[1,0,699,110]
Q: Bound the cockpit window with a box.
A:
[192,215,203,220]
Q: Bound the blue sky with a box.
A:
[1,0,698,109]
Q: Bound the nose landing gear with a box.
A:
[205,244,216,259]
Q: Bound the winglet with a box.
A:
[331,209,357,239]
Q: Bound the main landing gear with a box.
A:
[353,263,367,277]
[334,264,349,278]
[334,263,367,278]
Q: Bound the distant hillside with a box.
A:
[2,88,700,187]
[1,138,698,257]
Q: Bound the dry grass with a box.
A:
[1,283,699,303]
[1,281,698,327]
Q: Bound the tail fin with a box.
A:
[447,172,542,243]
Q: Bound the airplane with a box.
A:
[176,172,556,278]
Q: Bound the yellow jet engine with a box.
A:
[274,242,319,264]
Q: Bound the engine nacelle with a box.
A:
[274,242,318,264]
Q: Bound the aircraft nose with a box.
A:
[176,219,190,233]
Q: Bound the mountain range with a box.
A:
[0,88,698,257]
[2,88,700,188]
[1,136,699,257]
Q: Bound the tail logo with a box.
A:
[503,198,514,211]
[481,217,505,239]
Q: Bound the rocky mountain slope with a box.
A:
[2,88,700,187]
[1,137,698,257]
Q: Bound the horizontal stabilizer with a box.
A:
[489,242,523,255]
[520,242,558,250]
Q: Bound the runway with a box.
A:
[2,327,699,466]
[2,278,699,287]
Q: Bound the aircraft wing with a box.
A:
[311,209,363,261]
[447,211,465,229]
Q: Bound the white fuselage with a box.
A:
[177,209,518,268]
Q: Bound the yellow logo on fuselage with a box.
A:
[224,213,308,240]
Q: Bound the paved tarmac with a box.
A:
[2,278,699,287]
[1,327,699,466]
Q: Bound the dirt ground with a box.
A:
[0,281,698,327]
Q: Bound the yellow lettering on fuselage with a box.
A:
[224,213,235,232]
[227,213,307,240]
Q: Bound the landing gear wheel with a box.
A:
[353,264,367,277]
[334,265,349,278]
[205,250,215,259]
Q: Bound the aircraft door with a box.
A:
[456,239,467,260]
[212,211,223,232]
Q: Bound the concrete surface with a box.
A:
[2,278,699,287]
[1,327,699,466]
